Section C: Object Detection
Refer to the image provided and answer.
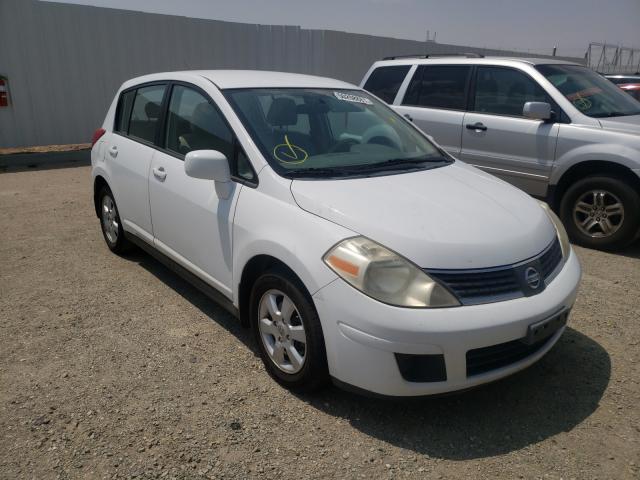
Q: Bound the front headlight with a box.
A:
[539,201,571,260]
[323,237,460,308]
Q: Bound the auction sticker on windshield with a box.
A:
[334,92,373,105]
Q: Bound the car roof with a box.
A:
[122,70,357,90]
[371,56,582,68]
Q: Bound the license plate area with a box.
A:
[524,310,568,345]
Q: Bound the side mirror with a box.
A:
[184,150,232,199]
[523,101,552,121]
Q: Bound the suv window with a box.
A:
[114,90,135,134]
[129,85,166,143]
[473,67,549,117]
[165,84,256,182]
[403,65,471,110]
[363,65,411,103]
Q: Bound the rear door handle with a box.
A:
[108,146,118,157]
[404,113,414,122]
[152,167,167,181]
[466,122,488,132]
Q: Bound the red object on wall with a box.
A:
[0,78,9,107]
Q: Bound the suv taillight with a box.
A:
[91,128,106,147]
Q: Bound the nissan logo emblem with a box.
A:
[524,267,541,289]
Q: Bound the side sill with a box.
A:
[124,231,240,320]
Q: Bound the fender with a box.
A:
[551,134,640,186]
[91,136,121,216]
[231,174,355,308]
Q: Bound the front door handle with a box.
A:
[404,113,414,122]
[108,146,118,157]
[466,122,488,132]
[152,167,167,181]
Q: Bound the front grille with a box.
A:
[427,238,563,306]
[466,336,551,377]
[428,268,520,304]
[539,237,563,279]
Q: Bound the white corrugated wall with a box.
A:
[0,0,583,148]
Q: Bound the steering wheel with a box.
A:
[362,124,402,151]
[328,138,360,153]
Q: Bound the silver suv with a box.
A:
[361,55,640,250]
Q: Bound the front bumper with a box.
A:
[312,249,582,397]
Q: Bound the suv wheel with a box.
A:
[250,268,329,392]
[98,186,132,254]
[560,175,640,250]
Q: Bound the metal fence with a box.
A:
[586,43,640,74]
[0,0,584,148]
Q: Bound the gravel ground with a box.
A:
[0,144,90,156]
[1,166,639,480]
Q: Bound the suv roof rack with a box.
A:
[383,53,484,60]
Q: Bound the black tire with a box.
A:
[97,186,133,254]
[559,175,640,250]
[249,267,329,392]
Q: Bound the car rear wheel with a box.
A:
[98,186,132,254]
[560,175,640,250]
[250,268,329,392]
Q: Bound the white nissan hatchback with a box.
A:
[91,70,581,397]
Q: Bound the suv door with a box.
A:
[149,83,254,298]
[394,65,471,156]
[108,84,167,242]
[460,66,560,197]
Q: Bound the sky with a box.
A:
[42,0,640,58]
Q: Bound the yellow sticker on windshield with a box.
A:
[572,94,592,111]
[273,134,308,164]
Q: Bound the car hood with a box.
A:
[598,114,640,135]
[290,162,556,269]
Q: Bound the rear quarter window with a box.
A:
[363,65,411,103]
[114,90,135,134]
[403,65,471,110]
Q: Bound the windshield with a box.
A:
[224,88,450,178]
[537,64,640,118]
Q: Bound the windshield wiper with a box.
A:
[345,155,451,171]
[591,111,640,118]
[284,156,451,178]
[285,167,357,178]
[376,155,450,165]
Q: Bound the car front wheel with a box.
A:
[250,268,329,392]
[560,175,640,250]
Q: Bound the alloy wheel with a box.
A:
[573,189,624,238]
[101,195,119,244]
[258,289,307,374]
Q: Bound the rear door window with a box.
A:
[473,67,549,117]
[128,84,167,144]
[402,65,471,110]
[363,65,411,103]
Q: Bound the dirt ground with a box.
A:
[1,166,639,480]
[0,144,90,156]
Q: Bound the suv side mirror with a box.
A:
[184,150,232,199]
[523,101,552,121]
